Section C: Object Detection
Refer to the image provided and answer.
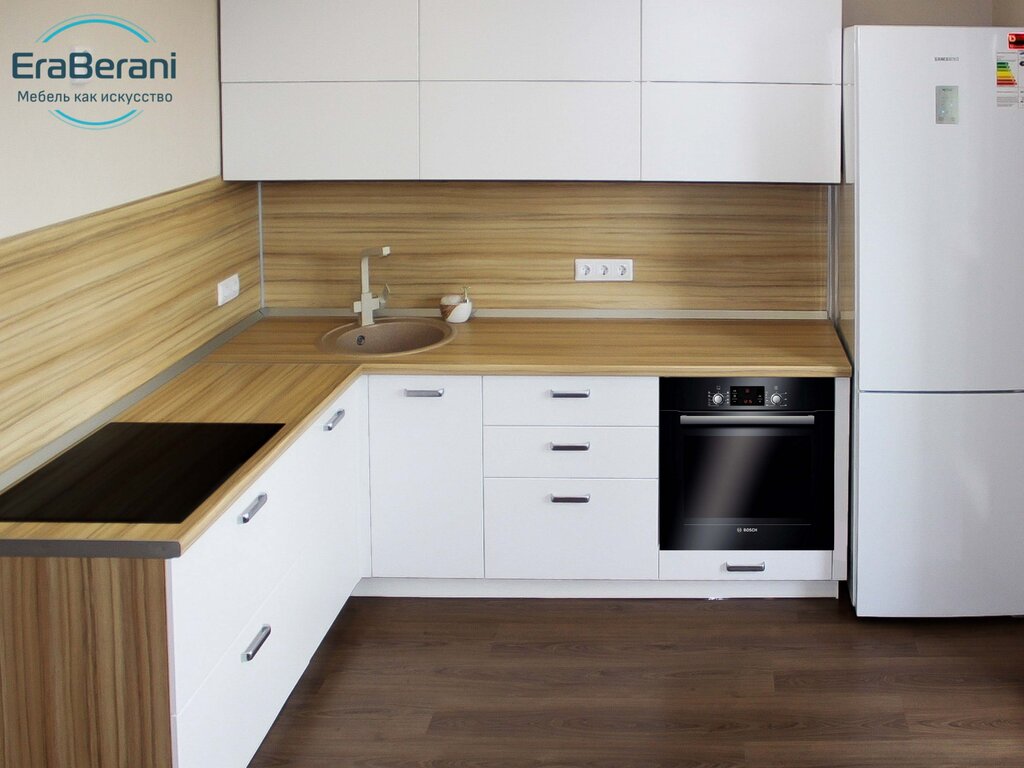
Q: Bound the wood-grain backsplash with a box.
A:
[262,181,829,312]
[0,178,260,475]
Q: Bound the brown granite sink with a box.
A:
[316,318,455,357]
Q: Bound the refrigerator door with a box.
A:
[854,391,1024,617]
[852,27,1024,392]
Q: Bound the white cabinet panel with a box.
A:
[484,426,657,479]
[659,551,833,581]
[420,82,640,180]
[642,0,841,84]
[485,478,658,579]
[173,562,314,768]
[420,0,639,81]
[220,0,418,82]
[642,82,840,183]
[855,392,1024,617]
[368,376,484,578]
[221,83,418,180]
[483,376,658,426]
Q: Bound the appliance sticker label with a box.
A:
[996,52,1024,108]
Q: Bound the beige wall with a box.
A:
[844,0,994,26]
[0,0,221,238]
[993,0,1024,24]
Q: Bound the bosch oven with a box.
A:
[659,377,834,551]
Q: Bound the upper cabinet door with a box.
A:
[420,0,640,81]
[220,0,419,82]
[642,0,841,84]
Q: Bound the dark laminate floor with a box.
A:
[250,592,1024,767]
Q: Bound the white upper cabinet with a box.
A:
[420,82,640,180]
[642,82,840,183]
[642,0,841,84]
[420,0,640,81]
[220,0,419,82]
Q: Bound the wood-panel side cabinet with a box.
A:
[368,375,484,578]
[0,385,370,768]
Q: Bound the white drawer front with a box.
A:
[173,562,314,768]
[485,478,658,580]
[168,463,298,714]
[483,376,658,426]
[484,426,657,479]
[659,550,833,581]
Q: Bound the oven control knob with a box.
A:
[711,393,725,406]
[770,393,783,406]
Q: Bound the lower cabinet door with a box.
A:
[172,562,312,768]
[659,550,833,581]
[484,478,658,580]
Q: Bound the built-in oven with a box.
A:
[660,377,834,551]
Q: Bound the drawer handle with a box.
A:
[550,442,591,452]
[238,493,268,525]
[405,388,445,398]
[550,494,591,504]
[551,389,590,399]
[725,562,766,573]
[323,408,346,431]
[242,624,272,662]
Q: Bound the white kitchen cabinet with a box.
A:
[368,376,484,578]
[220,0,419,83]
[483,376,658,427]
[481,376,658,581]
[641,82,841,183]
[420,82,640,180]
[485,478,658,580]
[642,0,841,84]
[420,0,639,81]
[221,82,419,180]
[169,385,369,767]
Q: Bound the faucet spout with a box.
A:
[353,245,392,326]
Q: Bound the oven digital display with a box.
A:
[730,386,765,406]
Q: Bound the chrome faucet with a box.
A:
[353,246,391,326]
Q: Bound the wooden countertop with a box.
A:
[0,316,849,557]
[209,317,851,377]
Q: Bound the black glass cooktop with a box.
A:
[0,422,283,525]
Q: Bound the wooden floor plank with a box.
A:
[249,596,1024,768]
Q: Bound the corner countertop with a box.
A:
[0,316,850,558]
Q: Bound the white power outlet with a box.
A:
[574,259,634,282]
[217,273,240,306]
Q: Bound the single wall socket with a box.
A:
[575,258,634,282]
[217,273,240,306]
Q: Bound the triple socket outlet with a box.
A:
[574,258,634,282]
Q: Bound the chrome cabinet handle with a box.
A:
[238,493,268,524]
[405,388,445,398]
[242,625,272,662]
[725,562,767,573]
[550,389,591,399]
[550,494,591,504]
[550,442,591,452]
[323,409,346,431]
[680,415,814,426]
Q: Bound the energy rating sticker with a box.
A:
[996,52,1023,108]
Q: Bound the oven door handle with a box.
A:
[679,415,815,426]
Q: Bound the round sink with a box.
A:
[317,317,455,357]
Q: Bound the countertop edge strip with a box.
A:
[0,538,180,559]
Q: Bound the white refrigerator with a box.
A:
[842,26,1024,617]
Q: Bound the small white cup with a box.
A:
[440,297,473,323]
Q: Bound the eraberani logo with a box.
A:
[11,14,177,130]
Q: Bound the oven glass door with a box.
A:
[660,413,833,550]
